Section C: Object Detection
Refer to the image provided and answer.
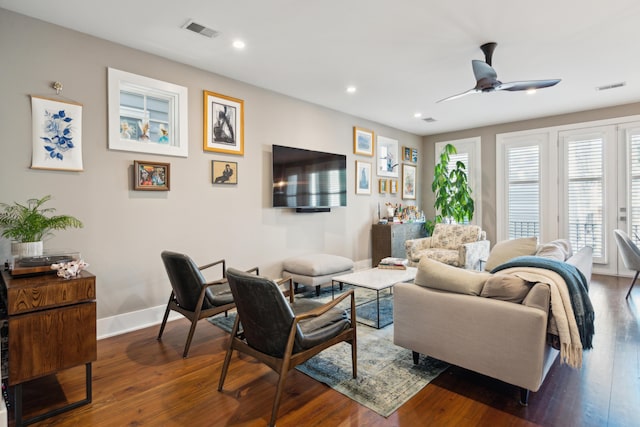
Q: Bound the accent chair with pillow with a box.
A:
[405,223,490,270]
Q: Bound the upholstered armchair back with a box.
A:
[432,223,483,250]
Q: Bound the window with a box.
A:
[627,129,640,244]
[507,145,540,239]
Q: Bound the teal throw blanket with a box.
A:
[492,256,594,349]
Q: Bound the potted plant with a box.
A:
[0,195,83,257]
[426,143,474,234]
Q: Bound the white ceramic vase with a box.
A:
[11,241,44,257]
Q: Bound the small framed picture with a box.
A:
[212,160,238,184]
[353,126,374,156]
[204,90,244,155]
[377,136,399,177]
[403,146,418,163]
[355,160,372,195]
[402,164,417,200]
[134,160,170,191]
[390,179,398,194]
[379,179,388,193]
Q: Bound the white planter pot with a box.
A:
[11,241,43,257]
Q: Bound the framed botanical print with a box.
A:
[356,160,372,195]
[402,164,417,200]
[204,90,244,155]
[353,126,374,156]
[390,180,398,194]
[377,136,399,177]
[379,179,388,193]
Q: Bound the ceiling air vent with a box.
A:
[421,117,437,123]
[596,82,626,91]
[182,20,219,38]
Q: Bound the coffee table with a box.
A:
[331,267,417,328]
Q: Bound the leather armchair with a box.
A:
[405,223,490,270]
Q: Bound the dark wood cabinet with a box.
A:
[371,223,426,267]
[0,270,96,426]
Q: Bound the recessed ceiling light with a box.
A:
[346,86,357,94]
[414,113,422,118]
[232,40,246,49]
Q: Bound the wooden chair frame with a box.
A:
[218,287,356,427]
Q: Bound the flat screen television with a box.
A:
[272,144,347,211]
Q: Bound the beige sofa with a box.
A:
[393,242,592,404]
[404,223,490,270]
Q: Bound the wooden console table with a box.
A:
[0,270,96,427]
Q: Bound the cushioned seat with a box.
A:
[282,253,354,296]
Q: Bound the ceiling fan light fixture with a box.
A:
[526,89,537,95]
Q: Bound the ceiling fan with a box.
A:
[437,42,561,103]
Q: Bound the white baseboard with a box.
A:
[97,305,180,340]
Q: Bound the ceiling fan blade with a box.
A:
[436,88,480,103]
[472,59,497,81]
[498,79,561,91]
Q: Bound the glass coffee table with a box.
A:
[331,267,417,328]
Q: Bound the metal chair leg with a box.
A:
[626,271,639,299]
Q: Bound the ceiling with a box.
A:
[2,0,639,136]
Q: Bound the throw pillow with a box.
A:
[484,236,538,271]
[480,274,532,303]
[536,238,573,261]
[415,257,491,295]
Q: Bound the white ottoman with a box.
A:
[282,254,354,296]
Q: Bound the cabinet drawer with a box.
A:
[8,302,97,385]
[6,274,95,315]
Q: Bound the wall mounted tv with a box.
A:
[272,144,347,212]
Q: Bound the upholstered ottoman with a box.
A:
[282,254,354,296]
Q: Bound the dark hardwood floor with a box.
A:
[11,274,640,426]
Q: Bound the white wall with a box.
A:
[0,9,422,337]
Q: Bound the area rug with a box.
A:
[209,304,448,417]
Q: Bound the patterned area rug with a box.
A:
[208,287,448,417]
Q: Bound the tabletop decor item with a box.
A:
[51,259,88,279]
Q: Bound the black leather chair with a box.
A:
[157,251,258,358]
[218,268,357,427]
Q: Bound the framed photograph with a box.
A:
[355,160,372,195]
[377,136,399,177]
[379,179,388,193]
[30,95,84,171]
[353,126,374,156]
[134,160,170,191]
[212,160,238,185]
[402,164,417,200]
[204,90,244,155]
[403,146,418,163]
[390,180,398,194]
[108,68,188,157]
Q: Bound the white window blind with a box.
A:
[566,136,604,257]
[629,131,640,244]
[507,145,540,239]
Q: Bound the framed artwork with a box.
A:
[403,146,418,163]
[379,179,388,193]
[355,160,372,195]
[353,126,374,156]
[30,96,84,171]
[377,136,399,177]
[212,160,238,184]
[204,90,244,155]
[390,180,398,194]
[108,68,188,157]
[134,160,170,191]
[402,164,417,200]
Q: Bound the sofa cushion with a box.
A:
[415,257,491,295]
[484,237,538,271]
[536,239,573,261]
[480,274,532,303]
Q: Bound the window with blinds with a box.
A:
[629,131,640,245]
[507,145,540,239]
[566,136,604,257]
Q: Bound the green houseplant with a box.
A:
[426,143,474,234]
[0,195,83,256]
